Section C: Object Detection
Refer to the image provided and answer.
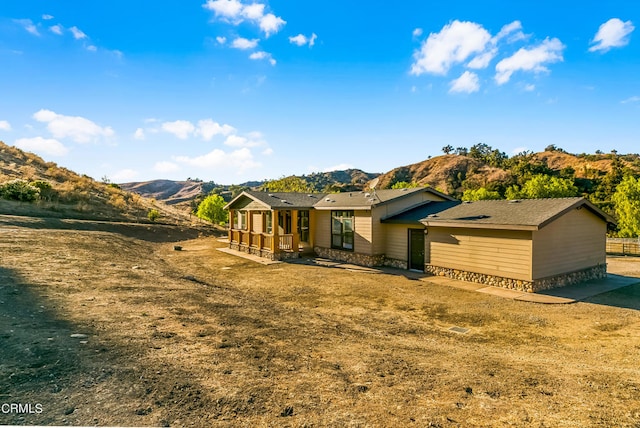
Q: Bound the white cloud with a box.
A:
[196,119,236,140]
[262,147,273,156]
[411,20,492,75]
[216,36,227,44]
[289,33,317,47]
[249,51,276,65]
[86,45,97,52]
[412,28,423,38]
[161,120,195,140]
[154,161,180,173]
[223,133,266,148]
[449,71,480,94]
[323,163,354,172]
[0,120,11,131]
[493,21,527,44]
[203,0,285,36]
[621,96,640,104]
[589,18,635,52]
[175,147,259,172]
[259,13,286,37]
[14,19,39,36]
[495,37,564,85]
[33,109,115,143]
[69,26,87,40]
[112,169,138,181]
[231,37,259,49]
[133,128,145,140]
[49,24,64,35]
[524,83,536,92]
[14,137,68,156]
[42,14,54,20]
[466,48,497,69]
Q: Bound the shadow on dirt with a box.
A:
[0,214,222,243]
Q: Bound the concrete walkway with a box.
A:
[422,273,640,304]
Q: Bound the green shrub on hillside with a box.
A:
[148,209,160,222]
[0,179,40,202]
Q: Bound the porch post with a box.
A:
[291,209,299,253]
[228,209,234,242]
[272,210,279,254]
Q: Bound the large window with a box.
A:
[331,210,354,251]
[234,211,247,230]
[298,210,310,243]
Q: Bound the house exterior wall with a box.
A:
[532,208,606,279]
[251,213,263,233]
[314,210,331,249]
[426,227,533,281]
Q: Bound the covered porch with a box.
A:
[228,208,311,261]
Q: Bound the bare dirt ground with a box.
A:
[1,214,640,427]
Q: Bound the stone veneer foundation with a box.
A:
[229,242,300,261]
[314,247,409,270]
[425,264,607,293]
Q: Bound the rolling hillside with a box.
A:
[0,141,192,224]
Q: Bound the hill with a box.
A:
[119,179,205,205]
[0,141,192,224]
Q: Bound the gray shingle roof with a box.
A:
[313,187,453,209]
[227,190,327,209]
[420,197,614,230]
[381,200,462,225]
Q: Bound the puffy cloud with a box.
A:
[69,26,87,40]
[133,128,145,140]
[323,163,354,172]
[249,51,276,65]
[203,0,285,36]
[154,161,180,173]
[466,48,497,69]
[411,20,492,75]
[33,109,114,143]
[259,13,286,37]
[196,119,236,140]
[14,19,39,36]
[161,120,195,140]
[14,137,68,156]
[175,147,259,172]
[49,24,64,35]
[495,37,564,85]
[493,21,527,44]
[412,28,423,38]
[589,18,635,53]
[42,14,54,20]
[231,37,259,49]
[216,36,227,44]
[0,120,11,131]
[289,33,317,47]
[223,133,265,148]
[449,71,480,94]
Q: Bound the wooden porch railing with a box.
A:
[229,230,296,252]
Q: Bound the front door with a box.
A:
[408,229,425,271]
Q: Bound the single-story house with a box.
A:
[224,187,454,266]
[417,198,615,292]
[224,190,614,292]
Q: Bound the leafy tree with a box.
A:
[455,147,468,156]
[442,145,454,155]
[506,174,579,199]
[0,179,39,202]
[147,209,160,222]
[612,175,640,237]
[461,187,502,201]
[260,176,316,193]
[391,181,422,189]
[196,194,228,225]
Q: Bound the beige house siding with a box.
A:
[251,213,263,233]
[354,210,373,255]
[383,224,416,262]
[532,208,606,279]
[314,210,331,248]
[427,227,533,281]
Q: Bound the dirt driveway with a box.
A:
[1,216,640,427]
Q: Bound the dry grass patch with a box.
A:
[1,218,640,426]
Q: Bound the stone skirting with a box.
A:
[229,242,299,261]
[383,257,409,270]
[425,264,607,293]
[314,247,385,267]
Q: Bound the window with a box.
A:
[331,210,354,251]
[298,210,310,243]
[265,211,273,234]
[234,211,247,230]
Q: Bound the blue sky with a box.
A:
[1,1,639,184]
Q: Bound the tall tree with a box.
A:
[461,187,501,201]
[612,175,640,237]
[506,175,579,199]
[196,194,228,225]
